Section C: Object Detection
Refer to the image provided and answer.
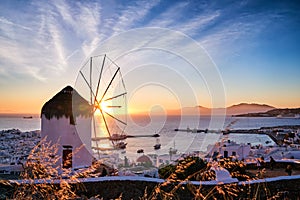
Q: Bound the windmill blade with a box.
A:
[90,57,93,105]
[79,71,101,113]
[103,110,127,125]
[94,54,106,105]
[104,92,127,102]
[100,67,120,102]
[99,108,112,138]
[106,56,127,98]
[106,105,122,108]
[79,71,97,103]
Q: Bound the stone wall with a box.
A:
[246,161,300,170]
[1,177,300,200]
[77,178,300,200]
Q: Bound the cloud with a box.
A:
[0,36,46,81]
[0,2,65,81]
[53,1,101,38]
[111,0,161,34]
[0,0,225,83]
[143,0,298,61]
[176,11,220,36]
[0,0,296,83]
[0,0,104,81]
[0,16,32,31]
[147,1,189,28]
[197,10,280,57]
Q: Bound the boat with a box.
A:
[222,129,230,135]
[154,138,161,150]
[23,116,33,119]
[153,133,160,137]
[154,144,161,150]
[169,148,177,154]
[137,149,144,153]
[169,141,177,154]
[115,142,127,149]
[109,134,127,141]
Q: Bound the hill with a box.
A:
[234,108,300,117]
[160,103,275,116]
[226,103,275,115]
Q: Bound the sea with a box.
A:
[1,114,300,161]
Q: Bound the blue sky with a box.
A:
[0,0,300,113]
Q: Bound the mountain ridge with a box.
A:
[234,108,300,117]
[132,103,276,116]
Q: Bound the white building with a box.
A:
[207,140,251,160]
[41,86,93,170]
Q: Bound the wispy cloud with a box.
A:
[0,0,298,84]
[177,11,220,36]
[197,10,282,58]
[0,0,225,83]
[147,1,189,28]
[53,0,103,55]
[0,16,32,31]
[111,0,161,34]
[0,35,46,81]
[0,0,104,81]
[0,2,66,81]
[54,1,101,38]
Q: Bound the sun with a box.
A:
[101,101,113,113]
[94,101,112,115]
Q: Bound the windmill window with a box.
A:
[224,151,228,158]
[62,145,72,169]
[70,115,76,125]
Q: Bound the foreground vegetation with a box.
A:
[0,140,298,199]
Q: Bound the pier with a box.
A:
[92,133,160,141]
[174,125,300,146]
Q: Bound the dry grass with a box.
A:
[5,140,297,200]
[10,138,109,200]
[248,168,300,178]
[141,157,296,200]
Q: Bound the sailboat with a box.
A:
[169,141,177,154]
[154,138,161,150]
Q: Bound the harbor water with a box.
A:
[1,114,300,162]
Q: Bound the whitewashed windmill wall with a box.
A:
[41,86,93,170]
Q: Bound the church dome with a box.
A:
[137,155,152,164]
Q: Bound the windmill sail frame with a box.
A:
[73,54,128,157]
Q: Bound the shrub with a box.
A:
[159,156,207,181]
[218,158,252,181]
[13,138,79,199]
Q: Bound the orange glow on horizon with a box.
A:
[1,94,300,116]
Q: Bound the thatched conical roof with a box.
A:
[41,86,92,123]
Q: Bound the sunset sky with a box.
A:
[0,0,300,114]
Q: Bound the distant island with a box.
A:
[233,108,300,118]
[133,103,276,116]
[172,103,275,116]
